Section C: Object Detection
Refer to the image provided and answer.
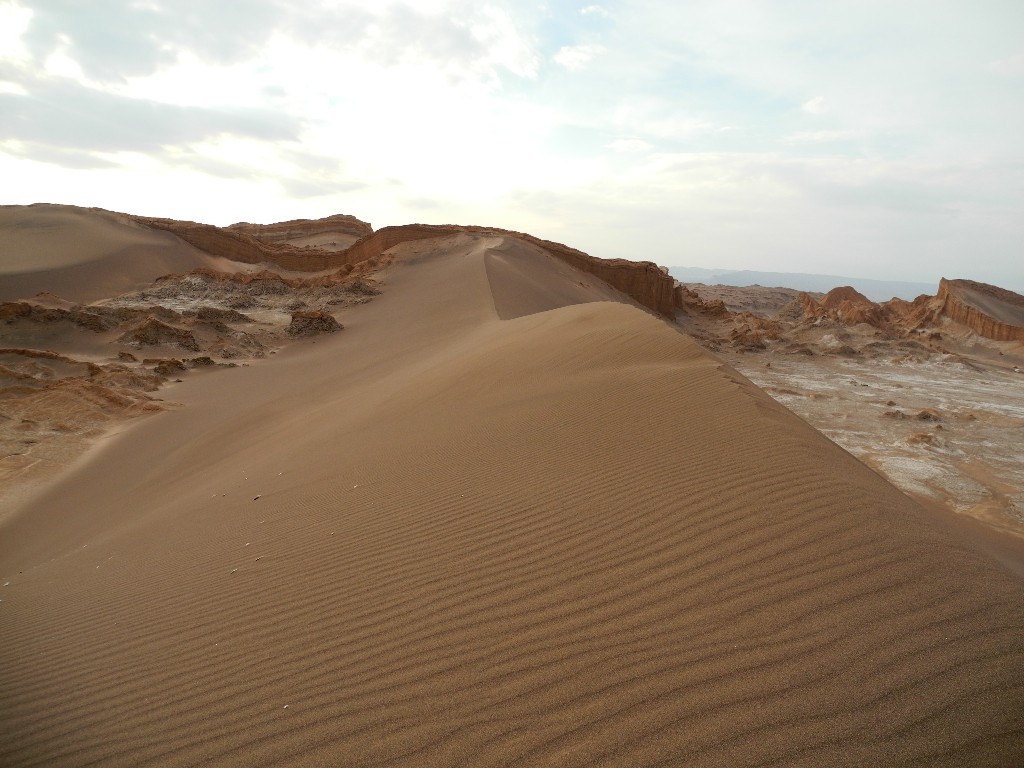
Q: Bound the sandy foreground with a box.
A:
[2,233,1024,765]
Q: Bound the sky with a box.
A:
[1,1,1022,290]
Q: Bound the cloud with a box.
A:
[12,1,540,88]
[0,80,27,96]
[610,101,718,142]
[1,1,1022,290]
[0,140,118,169]
[781,129,857,144]
[987,52,1024,76]
[0,75,302,158]
[504,149,1024,288]
[553,44,605,71]
[606,138,653,153]
[19,0,287,82]
[801,96,826,114]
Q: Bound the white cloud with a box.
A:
[0,80,27,95]
[1,0,1023,290]
[782,129,858,144]
[606,138,653,153]
[801,96,826,115]
[553,44,605,71]
[0,3,31,60]
[610,101,718,142]
[466,6,540,80]
[987,52,1024,76]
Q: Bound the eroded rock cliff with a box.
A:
[937,279,1024,343]
[227,214,372,251]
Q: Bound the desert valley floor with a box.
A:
[2,206,1023,766]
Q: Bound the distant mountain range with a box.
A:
[668,268,935,302]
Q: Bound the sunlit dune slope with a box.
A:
[0,205,234,303]
[1,233,1023,767]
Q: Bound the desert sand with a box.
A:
[0,205,239,304]
[2,211,1024,766]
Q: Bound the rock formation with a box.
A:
[795,286,887,327]
[118,317,200,351]
[785,280,1024,344]
[286,310,343,337]
[936,278,1024,343]
[227,214,372,250]
[674,284,731,316]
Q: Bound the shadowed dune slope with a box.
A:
[0,205,231,303]
[2,233,1023,767]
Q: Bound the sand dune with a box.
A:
[2,233,1024,766]
[0,205,237,304]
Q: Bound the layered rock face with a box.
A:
[227,214,372,251]
[937,278,1024,343]
[764,280,1024,344]
[532,236,676,317]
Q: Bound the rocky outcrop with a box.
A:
[118,318,200,351]
[341,224,678,317]
[725,278,1024,347]
[286,311,342,337]
[674,284,731,316]
[797,286,887,326]
[936,279,1024,343]
[228,214,372,249]
[1,301,115,332]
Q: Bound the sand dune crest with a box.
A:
[1,233,1023,766]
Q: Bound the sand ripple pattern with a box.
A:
[2,235,1023,766]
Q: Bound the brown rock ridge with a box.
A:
[796,286,889,327]
[133,216,355,272]
[129,214,675,316]
[118,317,200,352]
[227,214,372,251]
[342,224,678,317]
[937,278,1024,343]
[786,281,1024,344]
[674,284,731,317]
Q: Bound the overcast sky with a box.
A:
[2,1,1022,289]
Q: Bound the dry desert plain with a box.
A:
[1,204,1024,766]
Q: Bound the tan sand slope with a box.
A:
[1,233,1023,766]
[0,205,234,304]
